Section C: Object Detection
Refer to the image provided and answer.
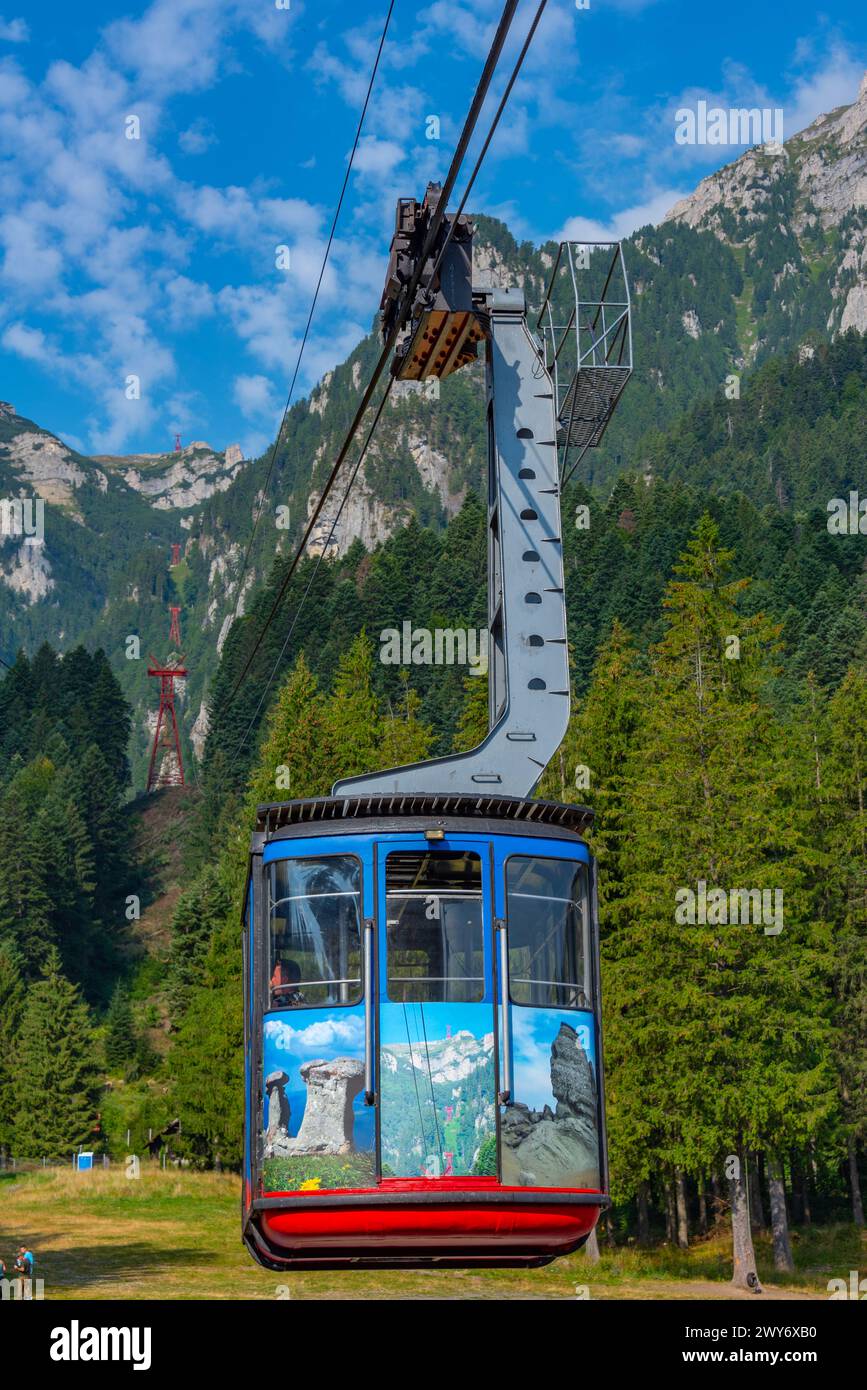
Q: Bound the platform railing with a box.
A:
[535,241,633,483]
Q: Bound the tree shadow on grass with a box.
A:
[28,1242,220,1291]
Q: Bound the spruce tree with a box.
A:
[13,947,101,1158]
[611,516,834,1283]
[0,944,23,1152]
[104,984,137,1073]
[322,632,382,785]
[826,666,867,1225]
[170,918,244,1168]
[539,619,644,929]
[0,779,55,976]
[167,865,233,1023]
[378,671,433,769]
[452,671,489,752]
[247,653,332,805]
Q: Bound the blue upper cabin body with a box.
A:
[259,825,591,918]
[242,795,606,1208]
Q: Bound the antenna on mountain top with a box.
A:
[174,433,182,452]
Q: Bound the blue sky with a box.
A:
[0,0,864,459]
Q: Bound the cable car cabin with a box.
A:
[242,793,608,1271]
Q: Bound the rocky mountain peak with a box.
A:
[665,71,867,236]
[664,73,867,340]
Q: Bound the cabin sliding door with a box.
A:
[377,839,498,1179]
[495,847,602,1191]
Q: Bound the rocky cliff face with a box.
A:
[4,70,867,787]
[1,405,245,533]
[92,440,246,510]
[665,71,867,339]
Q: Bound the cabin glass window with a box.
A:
[506,856,590,1009]
[268,856,362,1009]
[386,850,484,1003]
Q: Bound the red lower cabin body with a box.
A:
[245,1179,604,1270]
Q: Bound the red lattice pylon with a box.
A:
[171,543,181,565]
[146,655,187,792]
[168,605,182,647]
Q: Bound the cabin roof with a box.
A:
[254,793,593,837]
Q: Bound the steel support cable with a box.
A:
[225,376,395,770]
[223,0,520,707]
[424,0,549,296]
[228,0,397,629]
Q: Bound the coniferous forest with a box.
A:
[0,244,861,1306]
[1,324,865,1286]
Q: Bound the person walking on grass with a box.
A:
[14,1246,34,1300]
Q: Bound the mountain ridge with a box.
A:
[3,75,867,786]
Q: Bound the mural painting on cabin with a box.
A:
[379,1002,497,1178]
[262,1007,375,1192]
[501,1010,601,1190]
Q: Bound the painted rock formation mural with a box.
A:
[501,1020,600,1189]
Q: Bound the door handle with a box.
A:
[497,919,513,1105]
[363,919,375,1106]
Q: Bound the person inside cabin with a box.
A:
[271,958,307,1007]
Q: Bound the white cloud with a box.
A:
[0,15,28,43]
[0,0,352,449]
[238,429,270,461]
[784,41,865,136]
[420,0,503,58]
[56,428,85,453]
[558,187,691,242]
[233,372,278,420]
[608,132,646,158]
[104,0,237,96]
[178,117,218,155]
[2,321,52,362]
[353,136,406,178]
[164,275,216,331]
[264,1014,365,1053]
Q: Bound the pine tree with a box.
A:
[539,619,644,929]
[322,632,381,785]
[247,653,332,806]
[0,776,55,976]
[377,671,433,769]
[610,516,834,1282]
[73,743,129,926]
[88,651,132,789]
[452,671,489,752]
[825,666,867,1224]
[167,865,233,1023]
[104,984,137,1073]
[170,918,244,1168]
[13,947,101,1158]
[0,944,23,1152]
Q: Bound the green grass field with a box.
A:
[1,1168,860,1300]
